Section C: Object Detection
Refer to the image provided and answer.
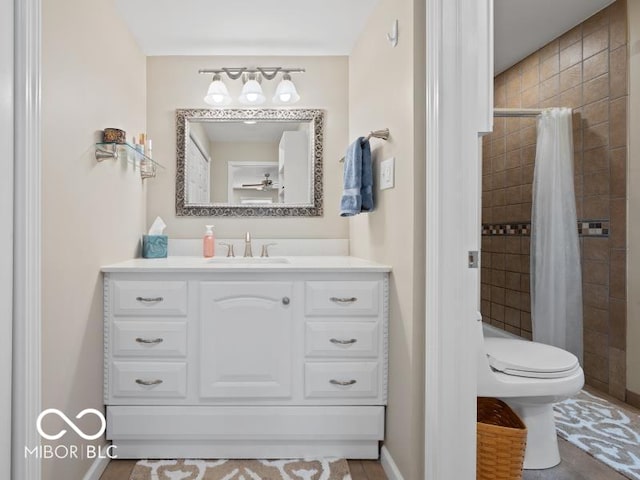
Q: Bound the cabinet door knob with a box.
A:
[135,379,163,386]
[330,338,357,345]
[135,296,164,303]
[330,379,357,386]
[282,297,290,305]
[135,337,164,345]
[330,297,357,303]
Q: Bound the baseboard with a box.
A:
[626,389,640,409]
[380,446,405,480]
[83,456,110,480]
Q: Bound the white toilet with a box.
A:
[476,319,584,469]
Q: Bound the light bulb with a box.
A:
[273,74,300,104]
[204,74,231,105]
[239,78,265,105]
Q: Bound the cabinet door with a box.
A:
[199,282,293,398]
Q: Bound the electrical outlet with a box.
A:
[380,157,395,190]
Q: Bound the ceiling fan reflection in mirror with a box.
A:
[241,172,280,191]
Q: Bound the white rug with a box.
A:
[129,458,352,480]
[554,390,640,480]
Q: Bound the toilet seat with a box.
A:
[485,338,580,379]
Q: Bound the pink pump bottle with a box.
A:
[203,225,215,258]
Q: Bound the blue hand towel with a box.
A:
[360,139,373,212]
[340,137,365,216]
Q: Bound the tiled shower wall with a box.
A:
[480,1,628,400]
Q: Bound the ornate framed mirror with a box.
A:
[175,108,324,217]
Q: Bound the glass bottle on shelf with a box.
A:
[140,138,156,179]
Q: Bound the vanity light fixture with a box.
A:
[204,73,232,106]
[239,73,265,105]
[199,67,305,106]
[273,73,300,104]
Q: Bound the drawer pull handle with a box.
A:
[135,337,164,345]
[330,338,357,345]
[330,379,357,386]
[135,296,164,303]
[135,379,163,386]
[330,297,357,303]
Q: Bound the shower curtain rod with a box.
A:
[493,108,549,117]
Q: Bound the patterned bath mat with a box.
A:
[129,458,351,480]
[554,389,640,480]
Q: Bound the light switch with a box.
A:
[380,157,395,190]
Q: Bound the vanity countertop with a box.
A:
[101,256,391,273]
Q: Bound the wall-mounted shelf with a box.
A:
[95,142,164,180]
[227,162,279,204]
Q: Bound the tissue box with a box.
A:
[142,235,168,258]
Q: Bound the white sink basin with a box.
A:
[208,257,290,265]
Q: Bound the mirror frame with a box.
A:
[175,108,324,217]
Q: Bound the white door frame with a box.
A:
[1,0,14,477]
[425,0,493,478]
[13,0,42,478]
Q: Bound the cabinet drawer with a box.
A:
[305,281,379,317]
[112,321,187,357]
[304,362,379,399]
[113,281,187,317]
[305,322,378,358]
[111,362,187,398]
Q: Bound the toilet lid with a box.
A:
[485,338,580,379]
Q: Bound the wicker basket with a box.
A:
[477,397,527,480]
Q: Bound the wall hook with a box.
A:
[386,20,398,47]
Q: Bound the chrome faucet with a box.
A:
[243,232,253,257]
[260,243,277,258]
[219,242,235,257]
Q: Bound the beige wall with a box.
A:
[146,56,349,239]
[42,0,146,478]
[348,0,425,478]
[627,0,640,398]
[210,141,278,203]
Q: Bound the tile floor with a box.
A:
[523,438,627,480]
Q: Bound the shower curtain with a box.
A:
[531,108,583,364]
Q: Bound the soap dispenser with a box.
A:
[203,225,215,258]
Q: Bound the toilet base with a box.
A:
[501,399,561,469]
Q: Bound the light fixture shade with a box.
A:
[273,77,300,104]
[239,79,265,105]
[204,77,231,105]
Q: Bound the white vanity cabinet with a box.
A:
[102,259,389,459]
[199,281,293,399]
